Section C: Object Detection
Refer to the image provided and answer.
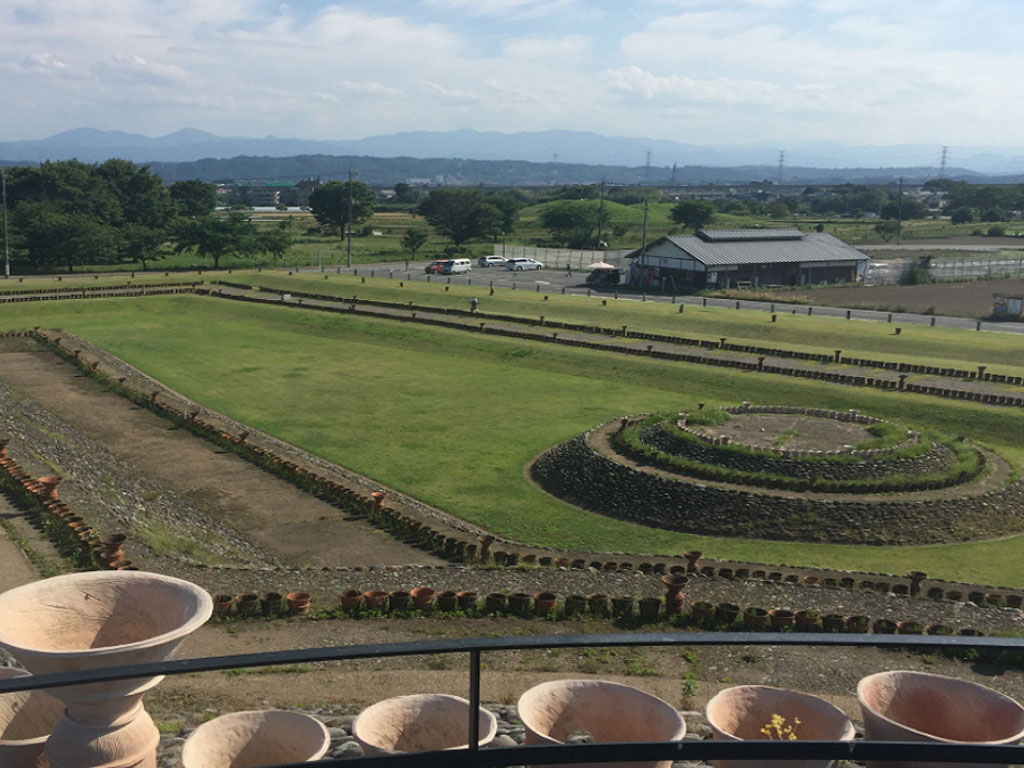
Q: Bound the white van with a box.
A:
[441,258,472,274]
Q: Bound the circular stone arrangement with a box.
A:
[529,404,1024,546]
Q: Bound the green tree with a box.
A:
[119,223,168,270]
[487,189,528,236]
[400,228,429,259]
[173,211,258,269]
[257,220,293,261]
[308,181,376,237]
[537,200,609,249]
[949,207,976,224]
[417,189,502,245]
[874,220,899,242]
[393,182,424,205]
[12,201,119,272]
[95,158,173,229]
[670,200,715,232]
[767,201,790,220]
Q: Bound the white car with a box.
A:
[477,256,507,268]
[505,258,544,271]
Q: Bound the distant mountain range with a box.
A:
[4,127,1024,185]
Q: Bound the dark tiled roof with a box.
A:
[659,231,868,267]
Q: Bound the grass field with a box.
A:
[240,272,1024,374]
[2,290,1024,587]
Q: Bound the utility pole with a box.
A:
[640,197,649,256]
[897,175,904,244]
[346,168,354,269]
[2,166,8,278]
[595,178,606,249]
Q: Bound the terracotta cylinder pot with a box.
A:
[353,694,496,755]
[519,679,685,768]
[364,591,388,610]
[410,587,435,610]
[858,670,1024,768]
[436,591,458,611]
[286,592,311,616]
[0,571,211,768]
[180,710,330,767]
[456,591,477,611]
[0,668,65,768]
[706,684,855,768]
[340,590,363,611]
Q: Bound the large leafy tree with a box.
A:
[170,179,218,217]
[308,181,376,236]
[670,200,716,232]
[5,160,171,272]
[538,200,609,249]
[173,210,258,269]
[487,189,529,236]
[12,201,120,272]
[417,189,501,245]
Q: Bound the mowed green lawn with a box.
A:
[2,293,1023,587]
[243,272,1024,376]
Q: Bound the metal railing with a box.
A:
[2,631,1023,768]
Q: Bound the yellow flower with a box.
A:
[760,714,801,740]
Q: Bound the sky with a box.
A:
[3,0,1023,153]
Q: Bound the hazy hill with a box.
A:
[4,127,1024,177]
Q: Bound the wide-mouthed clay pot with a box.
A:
[353,693,497,754]
[858,670,1024,768]
[179,710,330,768]
[518,679,686,768]
[706,684,855,768]
[0,668,65,768]
[0,571,213,768]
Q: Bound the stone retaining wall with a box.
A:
[530,431,1024,545]
[641,426,955,482]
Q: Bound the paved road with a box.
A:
[295,261,1024,336]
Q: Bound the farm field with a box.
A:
[2,291,1024,586]
[713,278,1024,318]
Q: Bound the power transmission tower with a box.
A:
[777,150,785,189]
[596,178,606,249]
[551,153,559,186]
[939,146,948,178]
[670,163,677,185]
[643,151,651,185]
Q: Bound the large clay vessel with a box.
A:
[858,670,1024,768]
[706,684,855,768]
[179,710,330,767]
[0,668,65,768]
[0,571,213,768]
[518,679,685,768]
[353,693,497,754]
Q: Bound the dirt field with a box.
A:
[765,278,1024,317]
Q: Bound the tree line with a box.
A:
[2,160,291,272]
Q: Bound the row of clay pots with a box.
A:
[693,601,985,636]
[213,592,312,617]
[175,681,685,768]
[0,449,135,570]
[162,672,1024,768]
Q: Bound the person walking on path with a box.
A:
[565,262,572,276]
[470,297,479,313]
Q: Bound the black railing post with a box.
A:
[469,649,481,752]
